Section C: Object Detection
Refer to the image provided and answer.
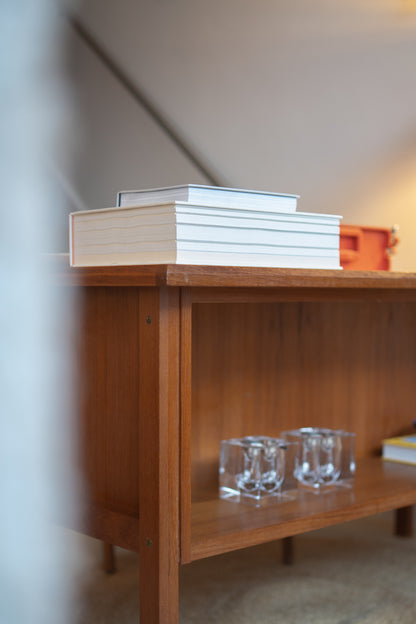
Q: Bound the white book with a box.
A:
[73,237,339,257]
[175,204,337,228]
[117,184,299,213]
[75,202,339,231]
[71,246,340,269]
[73,221,339,249]
[70,202,342,269]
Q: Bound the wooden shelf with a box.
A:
[190,458,416,561]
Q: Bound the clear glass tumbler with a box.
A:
[219,435,297,506]
[281,428,342,492]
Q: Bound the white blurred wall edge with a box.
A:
[0,1,80,622]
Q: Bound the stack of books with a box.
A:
[69,184,342,269]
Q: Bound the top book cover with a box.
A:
[117,184,299,213]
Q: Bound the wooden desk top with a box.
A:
[52,255,416,290]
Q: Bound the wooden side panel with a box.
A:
[77,287,141,520]
[138,287,180,624]
[180,289,193,563]
[77,285,181,620]
[191,300,416,497]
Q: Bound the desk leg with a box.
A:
[103,543,116,574]
[282,536,294,565]
[139,287,180,624]
[395,506,413,537]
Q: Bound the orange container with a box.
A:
[340,225,399,271]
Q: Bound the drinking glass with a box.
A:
[219,436,296,506]
[237,437,285,498]
[281,428,342,492]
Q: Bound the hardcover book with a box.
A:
[117,184,299,213]
[382,435,416,466]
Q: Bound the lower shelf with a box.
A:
[189,457,416,562]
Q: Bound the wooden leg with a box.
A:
[138,288,180,624]
[282,536,294,565]
[395,506,413,537]
[103,543,116,574]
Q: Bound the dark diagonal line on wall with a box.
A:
[67,13,223,187]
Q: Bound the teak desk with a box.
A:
[61,264,416,624]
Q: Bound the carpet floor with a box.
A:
[72,511,416,623]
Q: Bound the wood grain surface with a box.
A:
[190,299,416,499]
[67,264,416,624]
[73,275,416,559]
[55,257,416,290]
[190,458,416,560]
[138,287,180,624]
[77,286,141,518]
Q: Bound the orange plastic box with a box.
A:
[340,225,399,271]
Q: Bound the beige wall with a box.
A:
[61,1,416,269]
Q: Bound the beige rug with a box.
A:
[72,511,416,623]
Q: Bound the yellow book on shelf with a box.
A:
[382,435,416,466]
